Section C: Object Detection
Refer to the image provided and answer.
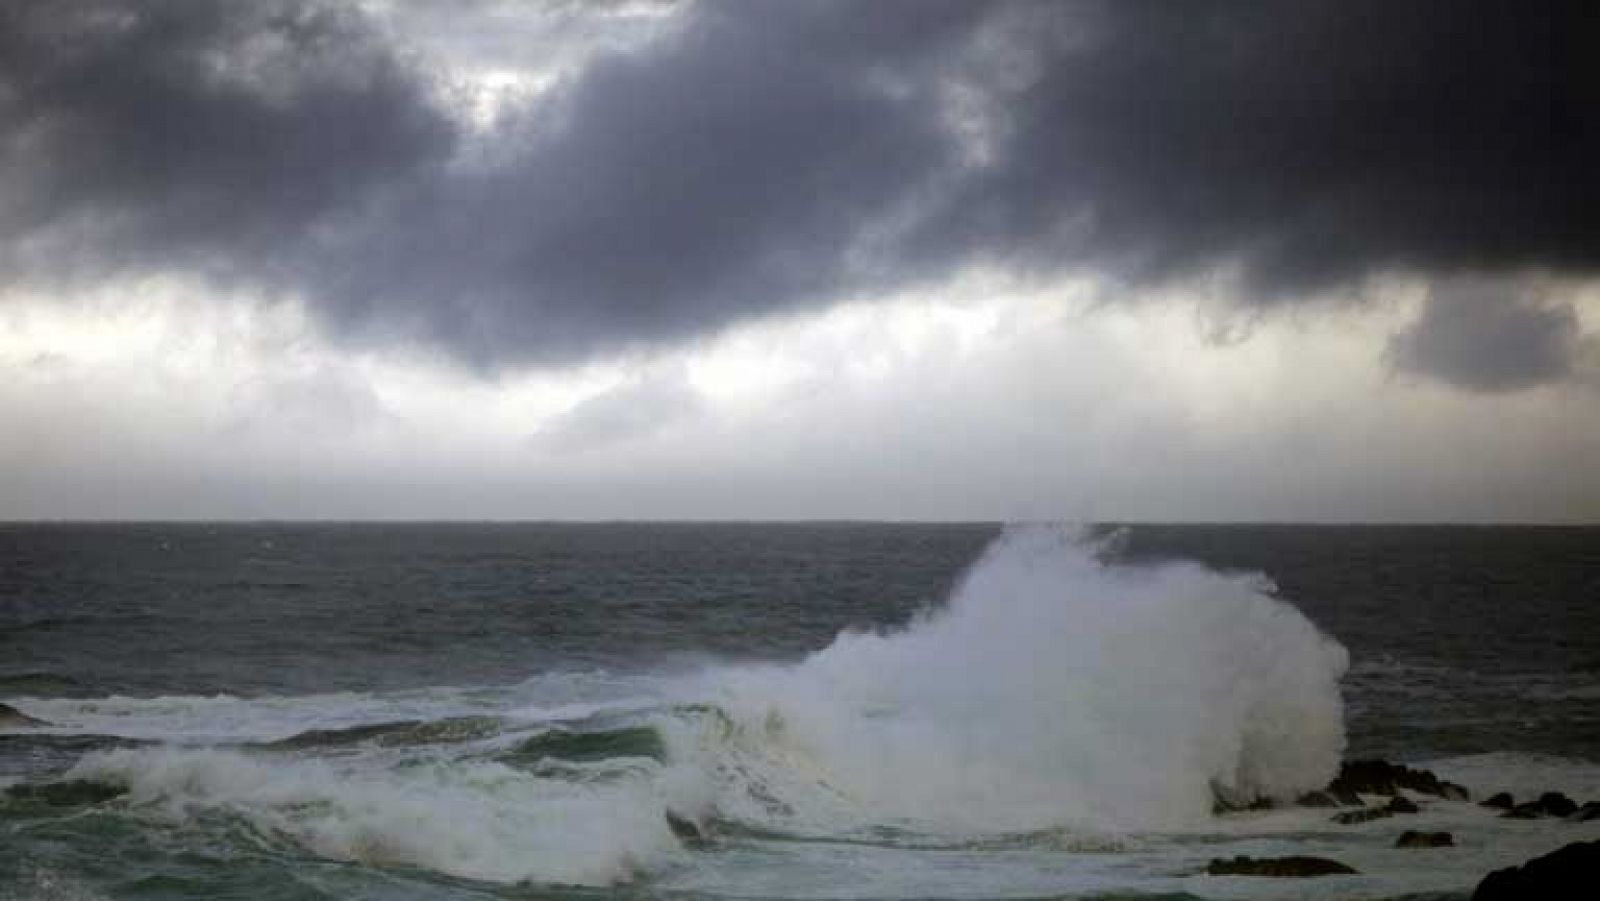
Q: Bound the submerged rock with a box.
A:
[1333,806,1394,825]
[1473,840,1600,900]
[0,702,49,728]
[1206,856,1357,878]
[1396,830,1454,848]
[1481,792,1515,810]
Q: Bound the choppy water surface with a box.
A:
[2,523,1597,899]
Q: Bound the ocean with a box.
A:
[1,522,1596,899]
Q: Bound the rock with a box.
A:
[1396,830,1454,848]
[1440,781,1471,802]
[0,702,49,728]
[1296,790,1339,808]
[1386,795,1420,814]
[1570,802,1600,822]
[1501,791,1579,819]
[1473,840,1600,900]
[1481,792,1515,810]
[1206,855,1357,878]
[1333,807,1394,825]
[1537,791,1578,818]
[1327,759,1401,796]
[1325,759,1458,800]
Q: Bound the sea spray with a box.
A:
[684,524,1350,833]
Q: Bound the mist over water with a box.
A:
[2,522,1598,898]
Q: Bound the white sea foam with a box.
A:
[68,745,684,886]
[671,524,1350,834]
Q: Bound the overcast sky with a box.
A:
[1,0,1596,521]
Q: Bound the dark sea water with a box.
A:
[2,523,1597,900]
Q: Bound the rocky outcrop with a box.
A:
[1572,802,1600,822]
[1206,856,1357,877]
[1216,759,1467,817]
[1396,830,1453,848]
[1503,792,1579,819]
[1326,759,1469,801]
[1472,840,1600,900]
[0,703,49,728]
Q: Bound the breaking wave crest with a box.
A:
[40,525,1350,886]
[680,523,1349,834]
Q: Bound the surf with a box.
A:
[16,524,1354,887]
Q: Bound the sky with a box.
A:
[1,0,1596,521]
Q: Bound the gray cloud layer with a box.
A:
[2,1,1595,372]
[1387,278,1582,392]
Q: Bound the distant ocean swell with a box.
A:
[5,525,1357,888]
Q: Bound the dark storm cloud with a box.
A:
[1386,278,1582,393]
[0,1,454,285]
[308,1,982,365]
[1,1,1596,368]
[910,1,1598,297]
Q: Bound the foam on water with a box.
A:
[66,745,685,886]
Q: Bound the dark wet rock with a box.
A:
[1387,795,1420,814]
[1473,840,1600,900]
[1501,791,1579,819]
[0,702,49,728]
[1325,759,1464,800]
[1333,807,1394,825]
[4,778,127,806]
[665,810,706,845]
[1537,791,1578,818]
[1571,801,1600,822]
[1396,830,1454,848]
[1206,855,1357,877]
[1481,792,1515,810]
